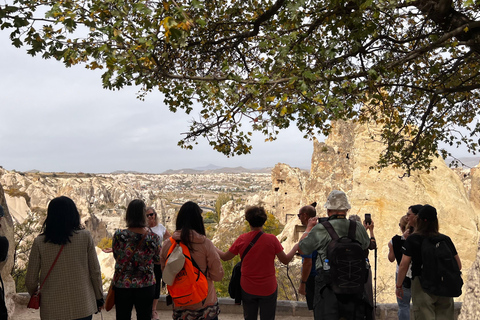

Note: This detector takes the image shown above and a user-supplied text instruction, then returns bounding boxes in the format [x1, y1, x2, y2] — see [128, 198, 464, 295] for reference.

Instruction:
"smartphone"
[364, 213, 372, 225]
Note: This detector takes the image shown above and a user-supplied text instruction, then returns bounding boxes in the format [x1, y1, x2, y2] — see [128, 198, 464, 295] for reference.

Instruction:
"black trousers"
[114, 285, 155, 320]
[313, 271, 367, 320]
[241, 288, 277, 320]
[305, 273, 316, 310]
[153, 264, 162, 299]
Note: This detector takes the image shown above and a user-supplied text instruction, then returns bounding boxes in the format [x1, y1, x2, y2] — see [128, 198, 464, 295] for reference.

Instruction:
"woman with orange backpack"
[160, 201, 224, 320]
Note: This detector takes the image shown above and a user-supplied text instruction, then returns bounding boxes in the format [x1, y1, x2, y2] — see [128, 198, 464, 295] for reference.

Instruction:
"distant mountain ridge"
[9, 156, 479, 175]
[161, 165, 274, 174]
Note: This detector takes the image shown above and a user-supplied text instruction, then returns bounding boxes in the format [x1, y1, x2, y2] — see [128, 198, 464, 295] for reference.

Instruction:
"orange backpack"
[165, 237, 209, 306]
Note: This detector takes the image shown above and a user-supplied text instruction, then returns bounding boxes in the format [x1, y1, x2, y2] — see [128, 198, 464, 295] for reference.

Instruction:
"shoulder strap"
[348, 220, 357, 239]
[38, 244, 64, 292]
[321, 221, 339, 240]
[241, 231, 263, 260]
[173, 239, 206, 277]
[166, 237, 177, 258]
[322, 220, 357, 240]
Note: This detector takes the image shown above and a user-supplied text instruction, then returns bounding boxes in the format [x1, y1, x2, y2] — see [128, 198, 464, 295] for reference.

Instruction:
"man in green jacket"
[299, 190, 370, 320]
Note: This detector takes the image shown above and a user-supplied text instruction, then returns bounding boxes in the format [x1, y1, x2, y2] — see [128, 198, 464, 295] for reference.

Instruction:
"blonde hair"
[399, 215, 408, 232]
[146, 206, 158, 224]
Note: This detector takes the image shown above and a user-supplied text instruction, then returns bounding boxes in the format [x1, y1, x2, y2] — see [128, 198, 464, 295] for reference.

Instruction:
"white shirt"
[151, 224, 167, 240]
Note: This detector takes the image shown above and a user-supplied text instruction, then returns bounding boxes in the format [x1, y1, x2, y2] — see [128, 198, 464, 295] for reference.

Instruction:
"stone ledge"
[16, 293, 463, 319]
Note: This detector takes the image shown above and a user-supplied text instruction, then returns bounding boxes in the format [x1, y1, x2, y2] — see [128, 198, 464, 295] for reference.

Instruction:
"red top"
[229, 230, 283, 296]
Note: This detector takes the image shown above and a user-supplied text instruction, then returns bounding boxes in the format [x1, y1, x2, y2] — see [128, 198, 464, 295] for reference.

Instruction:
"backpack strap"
[322, 220, 357, 240]
[166, 237, 177, 259]
[241, 231, 263, 260]
[321, 221, 339, 240]
[347, 220, 357, 240]
[170, 239, 207, 279]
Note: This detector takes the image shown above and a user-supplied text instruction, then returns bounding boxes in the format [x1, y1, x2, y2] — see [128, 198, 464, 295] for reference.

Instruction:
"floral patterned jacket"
[112, 229, 161, 288]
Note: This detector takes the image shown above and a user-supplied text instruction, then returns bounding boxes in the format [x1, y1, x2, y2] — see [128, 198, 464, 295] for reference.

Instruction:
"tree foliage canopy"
[2, 0, 480, 172]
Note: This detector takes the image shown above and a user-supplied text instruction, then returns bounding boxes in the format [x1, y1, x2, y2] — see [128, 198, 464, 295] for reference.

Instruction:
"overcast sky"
[0, 35, 316, 173]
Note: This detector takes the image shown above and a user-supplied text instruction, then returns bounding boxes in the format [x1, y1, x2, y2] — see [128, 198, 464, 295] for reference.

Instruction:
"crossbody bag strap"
[38, 244, 64, 292]
[113, 231, 148, 282]
[241, 231, 263, 260]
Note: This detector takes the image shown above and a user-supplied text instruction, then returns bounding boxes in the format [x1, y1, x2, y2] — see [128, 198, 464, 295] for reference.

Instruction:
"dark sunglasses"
[147, 213, 155, 217]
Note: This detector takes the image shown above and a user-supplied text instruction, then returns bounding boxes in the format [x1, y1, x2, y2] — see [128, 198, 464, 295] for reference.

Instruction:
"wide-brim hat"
[324, 190, 351, 210]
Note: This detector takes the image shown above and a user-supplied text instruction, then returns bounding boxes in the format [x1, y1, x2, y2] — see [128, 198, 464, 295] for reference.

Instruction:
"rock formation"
[0, 169, 180, 240]
[0, 184, 18, 317]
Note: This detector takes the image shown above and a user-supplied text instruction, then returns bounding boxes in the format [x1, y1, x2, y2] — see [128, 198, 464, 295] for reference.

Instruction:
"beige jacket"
[26, 230, 103, 319]
[160, 230, 224, 310]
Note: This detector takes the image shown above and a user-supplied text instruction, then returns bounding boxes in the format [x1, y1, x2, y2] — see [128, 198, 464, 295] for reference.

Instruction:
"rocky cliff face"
[0, 183, 18, 317]
[458, 240, 480, 320]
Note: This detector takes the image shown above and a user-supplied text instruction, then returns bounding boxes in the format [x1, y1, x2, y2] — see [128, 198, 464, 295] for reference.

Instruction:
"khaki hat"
[162, 243, 185, 286]
[324, 190, 351, 210]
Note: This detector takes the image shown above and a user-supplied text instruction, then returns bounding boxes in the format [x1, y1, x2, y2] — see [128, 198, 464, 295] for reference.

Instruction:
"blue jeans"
[396, 274, 411, 320]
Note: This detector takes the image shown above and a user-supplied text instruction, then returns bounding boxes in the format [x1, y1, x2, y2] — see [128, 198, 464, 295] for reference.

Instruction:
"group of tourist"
[22, 190, 462, 320]
[23, 196, 298, 320]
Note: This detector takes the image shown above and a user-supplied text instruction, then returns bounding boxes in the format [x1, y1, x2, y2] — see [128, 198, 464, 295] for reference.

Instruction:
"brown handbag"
[105, 231, 148, 312]
[104, 283, 115, 311]
[27, 245, 64, 309]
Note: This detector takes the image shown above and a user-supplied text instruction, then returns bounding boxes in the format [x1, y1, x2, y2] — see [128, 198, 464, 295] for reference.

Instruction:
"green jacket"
[299, 215, 370, 271]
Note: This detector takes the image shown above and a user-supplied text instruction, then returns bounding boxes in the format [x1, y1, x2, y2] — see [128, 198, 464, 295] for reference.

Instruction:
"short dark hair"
[245, 206, 267, 228]
[42, 196, 82, 245]
[176, 201, 206, 250]
[300, 205, 316, 218]
[409, 204, 422, 215]
[125, 199, 147, 228]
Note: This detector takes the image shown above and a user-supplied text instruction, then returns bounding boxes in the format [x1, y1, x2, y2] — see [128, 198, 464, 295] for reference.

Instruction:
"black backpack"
[420, 235, 463, 297]
[322, 220, 367, 295]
